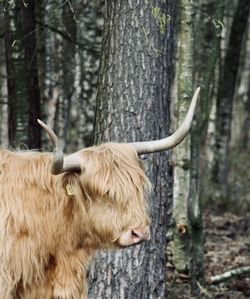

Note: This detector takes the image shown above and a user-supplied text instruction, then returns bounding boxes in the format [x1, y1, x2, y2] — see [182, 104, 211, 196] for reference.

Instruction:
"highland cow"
[0, 89, 200, 299]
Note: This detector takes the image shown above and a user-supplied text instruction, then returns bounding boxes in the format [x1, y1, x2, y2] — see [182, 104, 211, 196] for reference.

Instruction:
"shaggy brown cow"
[0, 89, 200, 299]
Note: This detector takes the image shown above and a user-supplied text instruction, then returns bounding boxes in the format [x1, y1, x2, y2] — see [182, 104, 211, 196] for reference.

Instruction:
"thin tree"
[170, 0, 194, 279]
[170, 0, 225, 295]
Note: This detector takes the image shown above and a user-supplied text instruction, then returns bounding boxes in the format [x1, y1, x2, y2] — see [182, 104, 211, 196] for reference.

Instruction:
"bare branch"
[209, 266, 250, 284]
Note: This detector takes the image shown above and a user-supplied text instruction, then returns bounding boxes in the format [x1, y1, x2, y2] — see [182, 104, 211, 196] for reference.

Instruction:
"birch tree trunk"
[170, 0, 225, 293]
[170, 0, 194, 276]
[88, 1, 177, 298]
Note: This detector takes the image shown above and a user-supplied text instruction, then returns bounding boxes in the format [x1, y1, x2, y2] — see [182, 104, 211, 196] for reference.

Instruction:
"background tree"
[170, 0, 195, 282]
[169, 0, 224, 294]
[88, 1, 177, 297]
[190, 0, 224, 287]
[4, 1, 27, 147]
[212, 0, 250, 197]
[22, 0, 42, 148]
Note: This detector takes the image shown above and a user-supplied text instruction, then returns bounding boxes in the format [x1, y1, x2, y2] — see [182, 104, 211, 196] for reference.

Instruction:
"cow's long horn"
[37, 119, 81, 175]
[130, 87, 200, 155]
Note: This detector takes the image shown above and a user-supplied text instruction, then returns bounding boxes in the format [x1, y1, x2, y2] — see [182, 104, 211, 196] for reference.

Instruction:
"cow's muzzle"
[118, 226, 150, 247]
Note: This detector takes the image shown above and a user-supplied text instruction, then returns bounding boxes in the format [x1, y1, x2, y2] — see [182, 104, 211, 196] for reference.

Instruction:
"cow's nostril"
[118, 226, 150, 246]
[131, 228, 149, 240]
[132, 230, 143, 239]
[132, 230, 138, 237]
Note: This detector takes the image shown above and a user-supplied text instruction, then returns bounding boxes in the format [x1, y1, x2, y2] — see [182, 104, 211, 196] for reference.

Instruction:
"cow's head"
[38, 88, 200, 248]
[76, 143, 151, 248]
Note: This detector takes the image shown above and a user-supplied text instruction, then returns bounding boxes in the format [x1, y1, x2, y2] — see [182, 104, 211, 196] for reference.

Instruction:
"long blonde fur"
[0, 143, 151, 299]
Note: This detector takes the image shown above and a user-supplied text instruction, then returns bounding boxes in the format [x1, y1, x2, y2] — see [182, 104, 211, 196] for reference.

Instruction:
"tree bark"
[88, 1, 177, 298]
[212, 0, 250, 196]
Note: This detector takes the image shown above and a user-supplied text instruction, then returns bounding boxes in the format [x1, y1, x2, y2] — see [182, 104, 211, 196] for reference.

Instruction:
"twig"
[209, 266, 250, 284]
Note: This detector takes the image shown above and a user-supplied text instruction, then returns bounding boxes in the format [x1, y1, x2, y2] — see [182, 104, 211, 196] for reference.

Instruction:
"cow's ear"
[61, 172, 78, 197]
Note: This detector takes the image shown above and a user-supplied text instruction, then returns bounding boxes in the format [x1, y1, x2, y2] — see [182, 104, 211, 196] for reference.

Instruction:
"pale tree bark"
[170, 0, 194, 277]
[170, 0, 225, 294]
[212, 0, 250, 196]
[209, 266, 250, 285]
[88, 1, 177, 298]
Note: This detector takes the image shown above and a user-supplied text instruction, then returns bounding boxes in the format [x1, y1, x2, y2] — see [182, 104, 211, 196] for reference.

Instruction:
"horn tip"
[37, 119, 43, 126]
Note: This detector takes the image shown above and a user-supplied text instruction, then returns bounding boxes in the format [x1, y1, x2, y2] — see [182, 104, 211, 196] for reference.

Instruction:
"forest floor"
[167, 210, 250, 299]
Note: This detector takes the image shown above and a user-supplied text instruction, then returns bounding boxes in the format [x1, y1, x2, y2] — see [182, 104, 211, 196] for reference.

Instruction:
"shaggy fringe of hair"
[0, 143, 151, 299]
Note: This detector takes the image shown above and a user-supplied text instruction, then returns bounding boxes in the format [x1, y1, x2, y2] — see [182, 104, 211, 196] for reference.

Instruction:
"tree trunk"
[170, 0, 194, 276]
[22, 0, 41, 149]
[190, 0, 224, 289]
[170, 0, 225, 294]
[212, 0, 250, 196]
[88, 1, 177, 298]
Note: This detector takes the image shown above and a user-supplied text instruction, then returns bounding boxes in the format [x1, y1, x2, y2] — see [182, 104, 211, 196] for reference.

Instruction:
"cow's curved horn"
[37, 119, 81, 175]
[130, 87, 200, 155]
